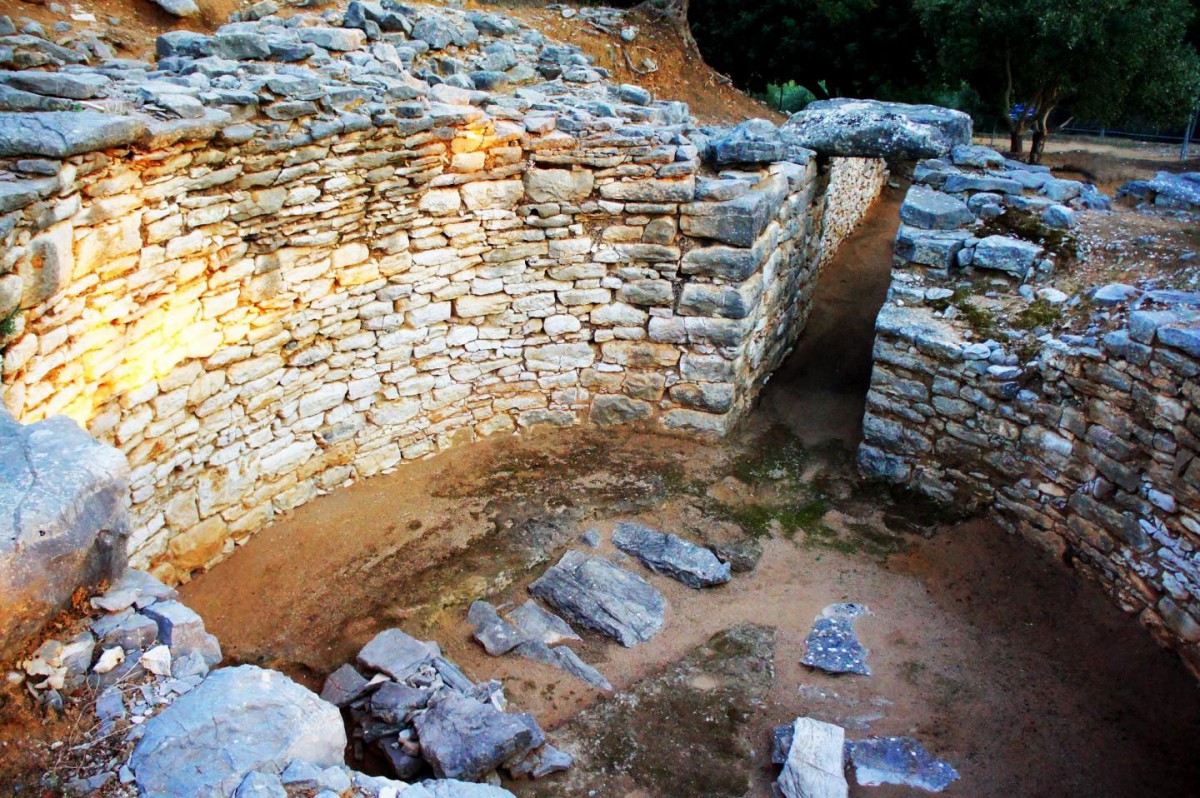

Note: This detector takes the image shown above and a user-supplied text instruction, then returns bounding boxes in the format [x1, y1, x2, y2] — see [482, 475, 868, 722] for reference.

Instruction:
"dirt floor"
[178, 190, 1200, 798]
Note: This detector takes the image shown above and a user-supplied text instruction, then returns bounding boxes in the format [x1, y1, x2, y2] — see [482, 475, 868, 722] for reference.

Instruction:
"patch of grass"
[1011, 298, 1061, 331]
[727, 424, 810, 486]
[957, 301, 998, 339]
[658, 462, 709, 498]
[0, 310, 19, 341]
[714, 497, 829, 540]
[981, 208, 1077, 263]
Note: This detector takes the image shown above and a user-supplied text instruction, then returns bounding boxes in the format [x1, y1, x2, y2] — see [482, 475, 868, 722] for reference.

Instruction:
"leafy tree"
[915, 0, 1200, 162]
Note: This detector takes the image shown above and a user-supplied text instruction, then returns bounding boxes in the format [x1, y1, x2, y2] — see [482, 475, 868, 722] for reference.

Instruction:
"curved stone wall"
[0, 26, 884, 580]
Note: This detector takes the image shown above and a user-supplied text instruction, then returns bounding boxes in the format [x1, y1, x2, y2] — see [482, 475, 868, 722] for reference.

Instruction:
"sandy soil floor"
[181, 192, 1200, 798]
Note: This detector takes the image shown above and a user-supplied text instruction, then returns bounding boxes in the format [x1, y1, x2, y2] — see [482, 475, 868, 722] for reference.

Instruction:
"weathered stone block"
[0, 409, 130, 657]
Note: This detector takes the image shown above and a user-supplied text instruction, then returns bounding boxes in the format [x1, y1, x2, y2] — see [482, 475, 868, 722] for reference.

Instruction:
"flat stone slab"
[801, 603, 871, 676]
[899, 185, 974, 230]
[512, 640, 612, 691]
[777, 717, 848, 798]
[507, 600, 580, 645]
[357, 628, 441, 680]
[0, 408, 130, 657]
[781, 99, 971, 159]
[847, 736, 960, 792]
[130, 665, 346, 798]
[972, 235, 1042, 279]
[0, 111, 146, 158]
[528, 550, 665, 647]
[612, 522, 731, 588]
[413, 692, 541, 782]
[467, 600, 523, 656]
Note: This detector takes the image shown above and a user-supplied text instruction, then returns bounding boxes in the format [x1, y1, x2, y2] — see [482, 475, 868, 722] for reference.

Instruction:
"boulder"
[711, 118, 794, 166]
[130, 665, 346, 798]
[800, 603, 871, 676]
[971, 235, 1041, 279]
[893, 226, 972, 269]
[611, 522, 731, 588]
[781, 99, 971, 159]
[898, 185, 973, 230]
[420, 780, 518, 798]
[413, 692, 541, 781]
[0, 409, 130, 658]
[528, 551, 665, 647]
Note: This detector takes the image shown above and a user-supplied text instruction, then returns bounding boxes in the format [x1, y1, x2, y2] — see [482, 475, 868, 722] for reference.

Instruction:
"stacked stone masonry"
[860, 149, 1200, 674]
[0, 4, 886, 581]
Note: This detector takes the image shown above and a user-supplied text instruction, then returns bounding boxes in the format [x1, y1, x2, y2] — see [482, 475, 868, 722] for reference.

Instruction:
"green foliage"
[756, 81, 819, 114]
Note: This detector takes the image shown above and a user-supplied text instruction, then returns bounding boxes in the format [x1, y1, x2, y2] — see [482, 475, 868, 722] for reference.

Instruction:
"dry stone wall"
[0, 5, 885, 582]
[859, 146, 1200, 675]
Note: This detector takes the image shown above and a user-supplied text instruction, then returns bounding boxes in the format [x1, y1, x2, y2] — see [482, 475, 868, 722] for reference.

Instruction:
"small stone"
[356, 628, 440, 680]
[140, 645, 172, 677]
[320, 663, 370, 707]
[507, 600, 580, 646]
[93, 647, 124, 674]
[801, 603, 871, 676]
[413, 692, 540, 781]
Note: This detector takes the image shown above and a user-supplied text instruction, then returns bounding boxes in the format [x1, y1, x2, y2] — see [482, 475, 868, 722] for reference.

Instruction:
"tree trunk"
[1009, 130, 1025, 155]
[1028, 130, 1045, 164]
[641, 0, 698, 55]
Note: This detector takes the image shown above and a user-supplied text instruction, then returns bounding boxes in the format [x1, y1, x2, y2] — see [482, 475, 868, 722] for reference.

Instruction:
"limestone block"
[20, 221, 73, 307]
[590, 395, 653, 426]
[525, 343, 595, 372]
[461, 179, 524, 210]
[600, 176, 695, 203]
[523, 168, 595, 203]
[677, 275, 763, 320]
[601, 341, 680, 368]
[419, 189, 462, 216]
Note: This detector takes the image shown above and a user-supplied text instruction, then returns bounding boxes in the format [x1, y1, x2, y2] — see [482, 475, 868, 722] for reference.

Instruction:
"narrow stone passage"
[180, 186, 1200, 797]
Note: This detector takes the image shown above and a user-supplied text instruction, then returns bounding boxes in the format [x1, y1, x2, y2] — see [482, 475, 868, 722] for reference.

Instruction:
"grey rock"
[213, 31, 272, 60]
[1092, 283, 1140, 307]
[297, 27, 365, 51]
[1041, 204, 1076, 229]
[151, 0, 200, 17]
[369, 681, 430, 723]
[971, 235, 1041, 279]
[130, 665, 346, 798]
[616, 83, 651, 106]
[0, 111, 144, 158]
[899, 185, 973, 230]
[320, 662, 370, 707]
[235, 771, 287, 798]
[528, 550, 665, 647]
[847, 736, 960, 792]
[507, 600, 580, 645]
[356, 628, 440, 680]
[92, 610, 158, 650]
[420, 780, 518, 798]
[781, 98, 971, 159]
[1156, 324, 1200, 357]
[103, 568, 177, 608]
[1041, 178, 1082, 203]
[801, 603, 871, 676]
[0, 408, 130, 658]
[470, 70, 509, 91]
[3, 71, 110, 99]
[950, 144, 1003, 168]
[95, 685, 125, 721]
[413, 17, 455, 49]
[893, 226, 973, 269]
[771, 723, 793, 765]
[612, 522, 731, 588]
[413, 691, 540, 781]
[1118, 172, 1200, 210]
[941, 174, 1023, 195]
[507, 743, 573, 779]
[681, 177, 787, 247]
[141, 600, 221, 666]
[712, 118, 785, 166]
[581, 529, 602, 548]
[468, 600, 523, 656]
[513, 640, 612, 691]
